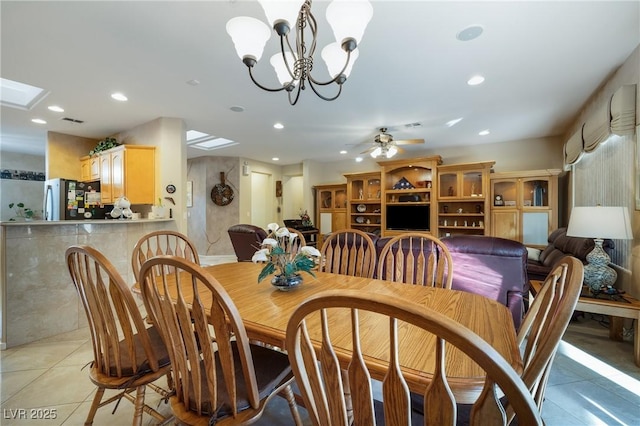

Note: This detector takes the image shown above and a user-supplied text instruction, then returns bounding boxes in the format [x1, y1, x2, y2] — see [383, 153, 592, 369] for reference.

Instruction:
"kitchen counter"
[0, 219, 177, 349]
[0, 218, 173, 226]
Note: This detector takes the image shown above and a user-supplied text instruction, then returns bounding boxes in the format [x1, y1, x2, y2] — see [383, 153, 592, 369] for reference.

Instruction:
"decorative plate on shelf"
[355, 216, 365, 224]
[356, 204, 366, 212]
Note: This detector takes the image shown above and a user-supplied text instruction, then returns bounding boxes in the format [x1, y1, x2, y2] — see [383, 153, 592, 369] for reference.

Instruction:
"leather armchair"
[441, 235, 529, 329]
[227, 224, 268, 262]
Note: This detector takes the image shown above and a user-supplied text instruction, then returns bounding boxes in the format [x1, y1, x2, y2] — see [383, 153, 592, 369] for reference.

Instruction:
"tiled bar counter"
[0, 219, 176, 349]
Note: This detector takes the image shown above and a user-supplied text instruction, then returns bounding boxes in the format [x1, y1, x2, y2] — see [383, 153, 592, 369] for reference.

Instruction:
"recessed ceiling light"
[456, 25, 484, 42]
[186, 79, 200, 86]
[355, 157, 363, 163]
[467, 75, 485, 86]
[272, 157, 280, 161]
[446, 118, 463, 127]
[340, 150, 347, 154]
[479, 129, 490, 136]
[230, 105, 245, 112]
[111, 92, 128, 101]
[273, 123, 284, 129]
[31, 118, 47, 124]
[48, 105, 64, 112]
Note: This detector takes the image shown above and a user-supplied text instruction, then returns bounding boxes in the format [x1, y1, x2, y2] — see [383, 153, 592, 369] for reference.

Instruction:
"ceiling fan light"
[226, 16, 271, 61]
[321, 43, 359, 78]
[386, 145, 398, 158]
[258, 0, 305, 31]
[326, 0, 373, 46]
[370, 147, 382, 158]
[270, 52, 297, 86]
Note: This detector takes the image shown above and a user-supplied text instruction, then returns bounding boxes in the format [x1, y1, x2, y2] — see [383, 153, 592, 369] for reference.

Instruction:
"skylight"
[0, 78, 49, 110]
[186, 130, 238, 151]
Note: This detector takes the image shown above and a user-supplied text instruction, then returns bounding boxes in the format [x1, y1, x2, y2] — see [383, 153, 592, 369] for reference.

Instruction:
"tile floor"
[1, 313, 638, 425]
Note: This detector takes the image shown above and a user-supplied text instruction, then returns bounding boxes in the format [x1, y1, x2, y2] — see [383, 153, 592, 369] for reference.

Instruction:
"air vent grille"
[61, 117, 84, 123]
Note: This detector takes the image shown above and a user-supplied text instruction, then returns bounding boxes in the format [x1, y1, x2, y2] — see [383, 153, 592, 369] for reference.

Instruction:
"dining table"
[148, 261, 522, 404]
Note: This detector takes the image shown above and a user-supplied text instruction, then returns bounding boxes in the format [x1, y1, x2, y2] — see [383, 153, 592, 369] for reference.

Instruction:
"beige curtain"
[610, 84, 636, 136]
[564, 125, 584, 166]
[582, 99, 611, 152]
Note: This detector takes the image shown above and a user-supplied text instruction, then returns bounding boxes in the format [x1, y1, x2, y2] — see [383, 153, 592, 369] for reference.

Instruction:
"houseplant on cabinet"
[89, 137, 120, 157]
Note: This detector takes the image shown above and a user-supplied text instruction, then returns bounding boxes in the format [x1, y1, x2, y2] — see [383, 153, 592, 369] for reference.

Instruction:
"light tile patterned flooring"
[1, 314, 638, 425]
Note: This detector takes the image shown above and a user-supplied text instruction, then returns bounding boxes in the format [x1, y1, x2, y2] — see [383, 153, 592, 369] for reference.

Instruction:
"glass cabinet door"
[492, 180, 517, 207]
[522, 178, 549, 207]
[334, 188, 347, 209]
[462, 171, 483, 197]
[439, 172, 458, 198]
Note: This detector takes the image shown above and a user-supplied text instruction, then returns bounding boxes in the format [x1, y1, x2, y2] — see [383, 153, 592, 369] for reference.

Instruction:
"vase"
[271, 274, 303, 291]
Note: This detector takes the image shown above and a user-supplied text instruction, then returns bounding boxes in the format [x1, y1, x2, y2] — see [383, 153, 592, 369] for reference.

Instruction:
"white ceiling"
[1, 1, 639, 165]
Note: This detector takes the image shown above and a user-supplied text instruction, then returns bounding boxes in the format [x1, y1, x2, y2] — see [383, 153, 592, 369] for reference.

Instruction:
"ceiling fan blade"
[395, 138, 425, 145]
[360, 145, 376, 154]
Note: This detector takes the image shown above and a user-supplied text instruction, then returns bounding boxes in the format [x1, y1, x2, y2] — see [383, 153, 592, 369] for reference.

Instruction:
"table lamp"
[566, 206, 633, 293]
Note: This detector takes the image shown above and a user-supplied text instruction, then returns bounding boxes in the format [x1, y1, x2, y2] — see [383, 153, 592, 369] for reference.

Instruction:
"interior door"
[251, 172, 272, 229]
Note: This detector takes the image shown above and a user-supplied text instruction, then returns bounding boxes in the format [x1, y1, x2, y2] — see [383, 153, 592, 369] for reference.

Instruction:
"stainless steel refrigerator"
[43, 178, 102, 220]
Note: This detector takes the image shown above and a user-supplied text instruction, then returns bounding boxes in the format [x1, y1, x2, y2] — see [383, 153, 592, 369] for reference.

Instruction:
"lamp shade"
[321, 43, 359, 78]
[270, 52, 297, 85]
[326, 0, 373, 45]
[567, 206, 633, 240]
[226, 16, 271, 61]
[258, 0, 305, 30]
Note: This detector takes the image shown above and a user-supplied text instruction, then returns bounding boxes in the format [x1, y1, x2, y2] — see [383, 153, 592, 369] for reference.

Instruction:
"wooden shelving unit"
[344, 171, 382, 235]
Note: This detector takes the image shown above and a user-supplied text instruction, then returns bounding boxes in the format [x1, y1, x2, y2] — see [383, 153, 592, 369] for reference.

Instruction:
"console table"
[530, 280, 640, 367]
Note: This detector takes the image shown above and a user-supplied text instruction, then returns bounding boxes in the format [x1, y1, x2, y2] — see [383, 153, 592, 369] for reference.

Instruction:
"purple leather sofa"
[374, 234, 528, 329]
[227, 224, 268, 262]
[441, 235, 528, 329]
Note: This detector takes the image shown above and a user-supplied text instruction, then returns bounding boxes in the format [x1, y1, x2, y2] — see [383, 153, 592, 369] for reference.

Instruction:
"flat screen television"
[386, 204, 430, 231]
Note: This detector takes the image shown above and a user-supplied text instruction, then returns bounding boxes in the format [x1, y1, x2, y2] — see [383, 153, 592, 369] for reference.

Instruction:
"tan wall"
[46, 132, 97, 180]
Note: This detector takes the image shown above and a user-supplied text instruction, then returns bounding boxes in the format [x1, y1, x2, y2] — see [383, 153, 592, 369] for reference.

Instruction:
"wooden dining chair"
[320, 229, 377, 278]
[131, 230, 199, 282]
[285, 289, 542, 426]
[377, 232, 454, 288]
[507, 255, 584, 421]
[138, 255, 303, 426]
[65, 245, 173, 426]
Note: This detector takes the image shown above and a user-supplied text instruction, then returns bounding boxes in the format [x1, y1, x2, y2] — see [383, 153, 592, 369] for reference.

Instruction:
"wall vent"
[61, 117, 84, 123]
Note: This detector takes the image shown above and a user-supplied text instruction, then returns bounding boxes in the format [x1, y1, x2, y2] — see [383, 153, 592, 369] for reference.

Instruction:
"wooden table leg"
[609, 316, 624, 341]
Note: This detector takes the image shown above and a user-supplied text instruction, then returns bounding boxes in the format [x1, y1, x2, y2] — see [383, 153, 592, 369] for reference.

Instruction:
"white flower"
[267, 223, 280, 233]
[262, 238, 278, 247]
[275, 227, 290, 238]
[252, 248, 270, 263]
[288, 233, 298, 241]
[300, 246, 321, 257]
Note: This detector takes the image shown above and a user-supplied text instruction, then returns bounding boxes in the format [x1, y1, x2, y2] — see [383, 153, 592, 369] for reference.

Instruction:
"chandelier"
[226, 0, 373, 105]
[370, 144, 398, 159]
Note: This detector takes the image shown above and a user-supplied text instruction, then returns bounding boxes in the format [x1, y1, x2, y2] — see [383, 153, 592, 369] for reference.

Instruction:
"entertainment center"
[316, 157, 559, 244]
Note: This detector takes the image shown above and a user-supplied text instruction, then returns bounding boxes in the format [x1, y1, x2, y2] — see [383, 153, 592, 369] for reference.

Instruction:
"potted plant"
[8, 202, 35, 221]
[89, 137, 120, 157]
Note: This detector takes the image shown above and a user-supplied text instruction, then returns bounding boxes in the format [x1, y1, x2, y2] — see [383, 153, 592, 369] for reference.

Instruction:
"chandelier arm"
[304, 4, 318, 63]
[280, 34, 298, 82]
[307, 78, 342, 102]
[287, 81, 304, 105]
[247, 66, 287, 93]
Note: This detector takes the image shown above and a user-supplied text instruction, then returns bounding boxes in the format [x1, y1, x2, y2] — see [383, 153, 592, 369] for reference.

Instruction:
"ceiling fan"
[361, 127, 425, 158]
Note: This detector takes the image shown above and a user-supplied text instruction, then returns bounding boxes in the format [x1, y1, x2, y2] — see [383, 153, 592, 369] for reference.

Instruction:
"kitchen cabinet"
[490, 169, 562, 247]
[314, 184, 347, 246]
[377, 156, 442, 236]
[99, 145, 156, 204]
[80, 156, 100, 182]
[436, 161, 494, 238]
[344, 171, 382, 235]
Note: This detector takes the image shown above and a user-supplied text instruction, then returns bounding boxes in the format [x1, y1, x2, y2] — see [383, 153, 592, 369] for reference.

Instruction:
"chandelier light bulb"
[258, 0, 304, 31]
[226, 16, 271, 62]
[326, 0, 373, 45]
[322, 43, 358, 78]
[386, 145, 398, 158]
[270, 52, 297, 85]
[370, 147, 382, 158]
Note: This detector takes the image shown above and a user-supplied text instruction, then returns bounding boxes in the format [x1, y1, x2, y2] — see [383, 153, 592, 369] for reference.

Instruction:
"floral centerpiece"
[252, 223, 321, 288]
[299, 209, 313, 227]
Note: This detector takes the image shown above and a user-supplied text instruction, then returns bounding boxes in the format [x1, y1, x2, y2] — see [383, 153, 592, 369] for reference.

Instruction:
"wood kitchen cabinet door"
[99, 145, 155, 204]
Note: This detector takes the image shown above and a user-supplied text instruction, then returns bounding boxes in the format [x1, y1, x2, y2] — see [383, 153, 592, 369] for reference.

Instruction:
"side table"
[530, 280, 640, 367]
